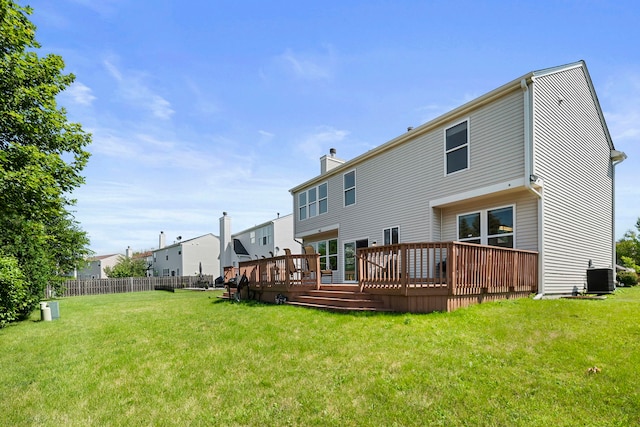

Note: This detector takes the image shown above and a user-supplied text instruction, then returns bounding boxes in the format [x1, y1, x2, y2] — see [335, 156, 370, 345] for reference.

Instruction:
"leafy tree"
[0, 1, 92, 324]
[0, 255, 29, 327]
[104, 256, 149, 278]
[616, 217, 640, 273]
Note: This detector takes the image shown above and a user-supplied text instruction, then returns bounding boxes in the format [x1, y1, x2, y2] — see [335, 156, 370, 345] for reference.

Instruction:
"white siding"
[272, 214, 300, 257]
[182, 234, 219, 277]
[153, 234, 220, 277]
[533, 66, 613, 294]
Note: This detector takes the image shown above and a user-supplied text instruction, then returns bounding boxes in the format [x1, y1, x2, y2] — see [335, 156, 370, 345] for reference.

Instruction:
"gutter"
[521, 78, 545, 298]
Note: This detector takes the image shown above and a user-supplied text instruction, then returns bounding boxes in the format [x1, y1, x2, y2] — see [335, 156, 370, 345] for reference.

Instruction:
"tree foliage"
[0, 1, 92, 324]
[104, 256, 149, 278]
[616, 217, 640, 277]
[0, 255, 29, 327]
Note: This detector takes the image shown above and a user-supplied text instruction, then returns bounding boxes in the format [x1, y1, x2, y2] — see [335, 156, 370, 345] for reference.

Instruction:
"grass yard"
[1, 288, 639, 426]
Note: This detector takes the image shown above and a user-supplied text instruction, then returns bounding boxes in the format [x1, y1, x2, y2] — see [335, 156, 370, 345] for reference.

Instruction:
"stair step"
[292, 295, 384, 308]
[319, 284, 360, 292]
[306, 290, 370, 298]
[285, 301, 392, 312]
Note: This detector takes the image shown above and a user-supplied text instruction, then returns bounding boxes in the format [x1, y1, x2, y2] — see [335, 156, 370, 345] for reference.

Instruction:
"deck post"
[402, 243, 408, 296]
[314, 255, 321, 290]
[448, 242, 456, 296]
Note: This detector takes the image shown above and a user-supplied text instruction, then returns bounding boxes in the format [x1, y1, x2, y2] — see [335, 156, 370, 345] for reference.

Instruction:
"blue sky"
[25, 0, 640, 255]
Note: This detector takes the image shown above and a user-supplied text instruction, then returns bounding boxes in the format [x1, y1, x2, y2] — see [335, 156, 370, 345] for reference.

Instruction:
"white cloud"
[150, 95, 175, 120]
[63, 81, 96, 106]
[102, 57, 175, 120]
[275, 46, 336, 81]
[296, 126, 349, 161]
[259, 130, 274, 139]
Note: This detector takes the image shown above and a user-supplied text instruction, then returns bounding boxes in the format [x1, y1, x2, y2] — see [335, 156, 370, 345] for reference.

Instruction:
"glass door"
[343, 239, 369, 282]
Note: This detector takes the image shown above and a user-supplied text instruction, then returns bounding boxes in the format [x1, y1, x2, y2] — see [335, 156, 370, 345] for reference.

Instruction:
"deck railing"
[238, 253, 320, 291]
[358, 242, 538, 295]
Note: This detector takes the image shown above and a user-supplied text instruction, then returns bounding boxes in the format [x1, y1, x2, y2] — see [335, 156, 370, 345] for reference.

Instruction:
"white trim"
[295, 223, 340, 239]
[429, 178, 526, 208]
[298, 181, 328, 221]
[444, 118, 470, 176]
[456, 204, 516, 247]
[343, 169, 356, 207]
[382, 225, 400, 246]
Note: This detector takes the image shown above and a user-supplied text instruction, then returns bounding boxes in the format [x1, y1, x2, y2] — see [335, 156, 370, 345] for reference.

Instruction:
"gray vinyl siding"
[294, 88, 528, 282]
[533, 66, 613, 294]
[440, 190, 538, 251]
[432, 89, 525, 199]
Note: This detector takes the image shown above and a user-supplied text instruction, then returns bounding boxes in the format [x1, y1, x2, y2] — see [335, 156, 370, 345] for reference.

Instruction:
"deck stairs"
[286, 284, 391, 312]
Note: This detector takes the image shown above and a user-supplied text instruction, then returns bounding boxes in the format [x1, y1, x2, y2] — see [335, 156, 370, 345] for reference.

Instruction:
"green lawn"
[1, 288, 639, 426]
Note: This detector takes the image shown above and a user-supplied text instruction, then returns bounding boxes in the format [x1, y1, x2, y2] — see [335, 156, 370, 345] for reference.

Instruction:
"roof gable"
[290, 60, 613, 193]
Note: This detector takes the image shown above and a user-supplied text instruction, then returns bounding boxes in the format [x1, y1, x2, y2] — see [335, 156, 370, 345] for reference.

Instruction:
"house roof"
[152, 233, 218, 253]
[87, 254, 121, 262]
[290, 60, 615, 193]
[233, 239, 250, 255]
[231, 213, 293, 238]
[133, 251, 153, 259]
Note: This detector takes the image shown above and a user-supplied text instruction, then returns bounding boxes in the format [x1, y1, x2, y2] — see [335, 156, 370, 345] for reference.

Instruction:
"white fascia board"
[295, 223, 340, 239]
[429, 178, 526, 208]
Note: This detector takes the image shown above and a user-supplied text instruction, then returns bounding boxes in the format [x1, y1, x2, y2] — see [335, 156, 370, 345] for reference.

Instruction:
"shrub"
[0, 255, 32, 328]
[617, 270, 638, 287]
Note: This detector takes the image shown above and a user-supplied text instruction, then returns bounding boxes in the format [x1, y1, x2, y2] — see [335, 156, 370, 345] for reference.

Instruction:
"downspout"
[521, 78, 545, 298]
[611, 150, 627, 271]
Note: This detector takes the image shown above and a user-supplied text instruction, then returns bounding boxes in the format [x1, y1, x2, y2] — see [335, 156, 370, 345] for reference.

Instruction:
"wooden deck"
[223, 242, 538, 313]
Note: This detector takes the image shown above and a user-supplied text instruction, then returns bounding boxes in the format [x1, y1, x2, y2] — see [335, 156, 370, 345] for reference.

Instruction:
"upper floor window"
[298, 182, 328, 220]
[457, 205, 514, 248]
[445, 120, 469, 175]
[383, 226, 399, 245]
[256, 225, 272, 246]
[344, 170, 356, 206]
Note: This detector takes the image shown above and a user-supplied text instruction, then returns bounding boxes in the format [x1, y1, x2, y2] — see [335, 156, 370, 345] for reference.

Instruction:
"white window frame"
[456, 204, 515, 248]
[298, 182, 328, 221]
[309, 238, 338, 271]
[344, 170, 356, 207]
[383, 226, 400, 246]
[256, 225, 272, 246]
[444, 118, 470, 176]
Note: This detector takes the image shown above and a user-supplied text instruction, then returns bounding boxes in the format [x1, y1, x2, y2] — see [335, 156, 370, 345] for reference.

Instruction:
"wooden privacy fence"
[358, 242, 538, 295]
[48, 275, 216, 297]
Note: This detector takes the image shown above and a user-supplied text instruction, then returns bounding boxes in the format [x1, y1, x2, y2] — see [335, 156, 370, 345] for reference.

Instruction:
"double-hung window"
[298, 182, 328, 220]
[383, 226, 399, 245]
[445, 120, 469, 175]
[344, 170, 356, 206]
[457, 206, 514, 248]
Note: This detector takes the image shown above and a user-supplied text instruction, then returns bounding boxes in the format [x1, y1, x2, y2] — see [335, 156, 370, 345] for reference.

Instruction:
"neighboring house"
[219, 212, 301, 278]
[77, 254, 122, 279]
[289, 60, 626, 296]
[151, 232, 220, 277]
[133, 250, 154, 277]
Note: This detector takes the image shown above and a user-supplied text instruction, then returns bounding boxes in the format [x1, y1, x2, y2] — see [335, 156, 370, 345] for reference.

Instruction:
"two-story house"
[152, 232, 220, 277]
[219, 212, 301, 279]
[76, 253, 122, 279]
[290, 60, 626, 297]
